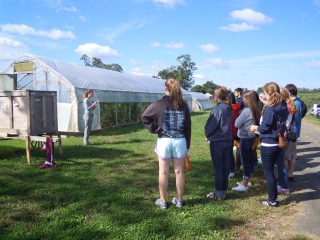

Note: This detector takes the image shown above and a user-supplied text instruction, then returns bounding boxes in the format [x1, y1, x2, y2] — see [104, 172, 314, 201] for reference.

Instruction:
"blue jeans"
[83, 112, 93, 145]
[209, 140, 232, 198]
[239, 137, 256, 179]
[261, 145, 282, 202]
[276, 150, 288, 189]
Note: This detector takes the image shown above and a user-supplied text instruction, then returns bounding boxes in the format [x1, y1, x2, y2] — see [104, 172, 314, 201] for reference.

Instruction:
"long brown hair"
[215, 86, 232, 107]
[242, 90, 261, 124]
[280, 87, 298, 114]
[83, 89, 93, 99]
[165, 78, 184, 109]
[261, 82, 281, 115]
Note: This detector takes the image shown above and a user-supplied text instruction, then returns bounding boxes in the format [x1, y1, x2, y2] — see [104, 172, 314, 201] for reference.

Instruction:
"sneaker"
[237, 181, 252, 187]
[155, 199, 167, 209]
[277, 187, 290, 195]
[259, 199, 278, 207]
[232, 183, 248, 192]
[229, 172, 235, 178]
[172, 197, 183, 208]
[40, 162, 57, 169]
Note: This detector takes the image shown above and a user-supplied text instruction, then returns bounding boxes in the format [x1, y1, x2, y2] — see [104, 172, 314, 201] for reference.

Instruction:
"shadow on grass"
[0, 159, 245, 239]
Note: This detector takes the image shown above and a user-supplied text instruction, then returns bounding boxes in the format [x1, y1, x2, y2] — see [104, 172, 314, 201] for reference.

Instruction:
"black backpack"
[300, 99, 307, 118]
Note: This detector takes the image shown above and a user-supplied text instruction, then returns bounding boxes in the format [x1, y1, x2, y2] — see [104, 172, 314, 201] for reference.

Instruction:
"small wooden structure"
[0, 90, 62, 163]
[0, 90, 58, 135]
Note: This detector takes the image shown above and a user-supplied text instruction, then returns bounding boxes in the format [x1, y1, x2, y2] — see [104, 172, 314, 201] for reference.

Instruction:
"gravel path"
[291, 121, 320, 237]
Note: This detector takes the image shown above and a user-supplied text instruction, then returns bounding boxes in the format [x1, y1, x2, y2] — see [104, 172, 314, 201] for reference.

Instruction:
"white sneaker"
[237, 181, 252, 187]
[232, 183, 248, 192]
[229, 172, 235, 178]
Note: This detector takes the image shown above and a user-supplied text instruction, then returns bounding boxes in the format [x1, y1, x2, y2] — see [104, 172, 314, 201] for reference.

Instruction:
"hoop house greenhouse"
[0, 55, 192, 134]
[188, 91, 213, 111]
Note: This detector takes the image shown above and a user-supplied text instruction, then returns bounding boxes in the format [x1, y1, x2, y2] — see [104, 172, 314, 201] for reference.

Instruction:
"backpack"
[300, 99, 307, 118]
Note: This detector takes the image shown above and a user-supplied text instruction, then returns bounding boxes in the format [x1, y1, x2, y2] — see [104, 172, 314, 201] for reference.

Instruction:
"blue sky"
[0, 0, 319, 90]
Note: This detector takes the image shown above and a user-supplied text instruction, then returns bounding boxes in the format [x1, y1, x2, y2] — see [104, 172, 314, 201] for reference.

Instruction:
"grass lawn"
[0, 111, 309, 240]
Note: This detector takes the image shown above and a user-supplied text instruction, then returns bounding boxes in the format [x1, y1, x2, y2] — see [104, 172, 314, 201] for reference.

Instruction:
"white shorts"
[155, 138, 188, 160]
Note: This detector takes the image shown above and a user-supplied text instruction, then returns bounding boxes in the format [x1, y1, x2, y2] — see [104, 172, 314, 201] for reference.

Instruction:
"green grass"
[0, 111, 312, 240]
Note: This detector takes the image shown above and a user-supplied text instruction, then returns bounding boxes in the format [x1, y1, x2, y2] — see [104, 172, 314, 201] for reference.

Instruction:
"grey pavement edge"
[291, 121, 320, 237]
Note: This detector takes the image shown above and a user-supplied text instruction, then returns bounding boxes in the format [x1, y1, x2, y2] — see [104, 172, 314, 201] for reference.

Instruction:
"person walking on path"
[83, 89, 98, 146]
[250, 82, 289, 207]
[141, 78, 191, 209]
[205, 86, 233, 200]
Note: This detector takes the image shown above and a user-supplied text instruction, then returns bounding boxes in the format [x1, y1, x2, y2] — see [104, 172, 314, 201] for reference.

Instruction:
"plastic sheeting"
[188, 91, 213, 111]
[0, 55, 192, 133]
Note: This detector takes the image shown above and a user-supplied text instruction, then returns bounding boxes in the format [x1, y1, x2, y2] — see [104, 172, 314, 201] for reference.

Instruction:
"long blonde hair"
[261, 82, 281, 115]
[242, 90, 261, 124]
[280, 87, 298, 114]
[83, 89, 93, 99]
[165, 78, 184, 109]
[215, 86, 232, 107]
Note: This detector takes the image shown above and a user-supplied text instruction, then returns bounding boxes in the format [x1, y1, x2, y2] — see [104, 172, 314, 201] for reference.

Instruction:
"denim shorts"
[155, 138, 188, 160]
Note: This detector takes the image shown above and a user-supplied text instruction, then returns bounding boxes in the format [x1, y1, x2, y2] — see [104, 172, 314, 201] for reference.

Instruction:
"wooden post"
[25, 136, 31, 164]
[58, 134, 63, 155]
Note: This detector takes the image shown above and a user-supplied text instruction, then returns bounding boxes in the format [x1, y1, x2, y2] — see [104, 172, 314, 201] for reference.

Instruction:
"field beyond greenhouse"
[1, 109, 319, 239]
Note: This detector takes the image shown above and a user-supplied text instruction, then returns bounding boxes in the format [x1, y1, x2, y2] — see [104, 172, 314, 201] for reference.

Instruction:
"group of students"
[140, 78, 303, 209]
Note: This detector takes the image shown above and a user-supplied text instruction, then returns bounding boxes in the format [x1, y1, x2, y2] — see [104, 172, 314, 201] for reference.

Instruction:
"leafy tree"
[157, 54, 197, 90]
[256, 87, 263, 94]
[191, 85, 205, 93]
[80, 54, 91, 66]
[80, 54, 123, 72]
[202, 81, 218, 95]
[105, 63, 123, 72]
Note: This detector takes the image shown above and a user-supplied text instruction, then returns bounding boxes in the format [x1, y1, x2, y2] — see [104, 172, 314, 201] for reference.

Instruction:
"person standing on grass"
[141, 78, 191, 209]
[232, 90, 261, 192]
[250, 82, 289, 207]
[277, 87, 298, 195]
[234, 87, 244, 109]
[285, 84, 302, 182]
[83, 89, 98, 146]
[205, 86, 233, 200]
[227, 90, 240, 178]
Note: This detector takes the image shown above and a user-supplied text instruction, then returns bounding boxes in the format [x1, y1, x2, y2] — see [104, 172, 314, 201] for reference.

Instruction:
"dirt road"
[291, 121, 320, 237]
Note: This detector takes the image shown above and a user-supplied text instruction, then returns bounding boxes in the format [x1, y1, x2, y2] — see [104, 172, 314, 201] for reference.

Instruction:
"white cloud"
[0, 37, 28, 62]
[153, 0, 186, 8]
[230, 8, 273, 24]
[203, 58, 230, 69]
[75, 43, 119, 59]
[150, 42, 161, 47]
[219, 22, 257, 32]
[100, 20, 149, 42]
[235, 50, 320, 63]
[193, 73, 206, 79]
[130, 67, 153, 77]
[1, 24, 75, 39]
[164, 42, 186, 48]
[151, 60, 166, 71]
[79, 16, 87, 21]
[59, 6, 80, 13]
[129, 59, 138, 64]
[199, 44, 219, 53]
[306, 60, 320, 68]
[0, 37, 25, 47]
